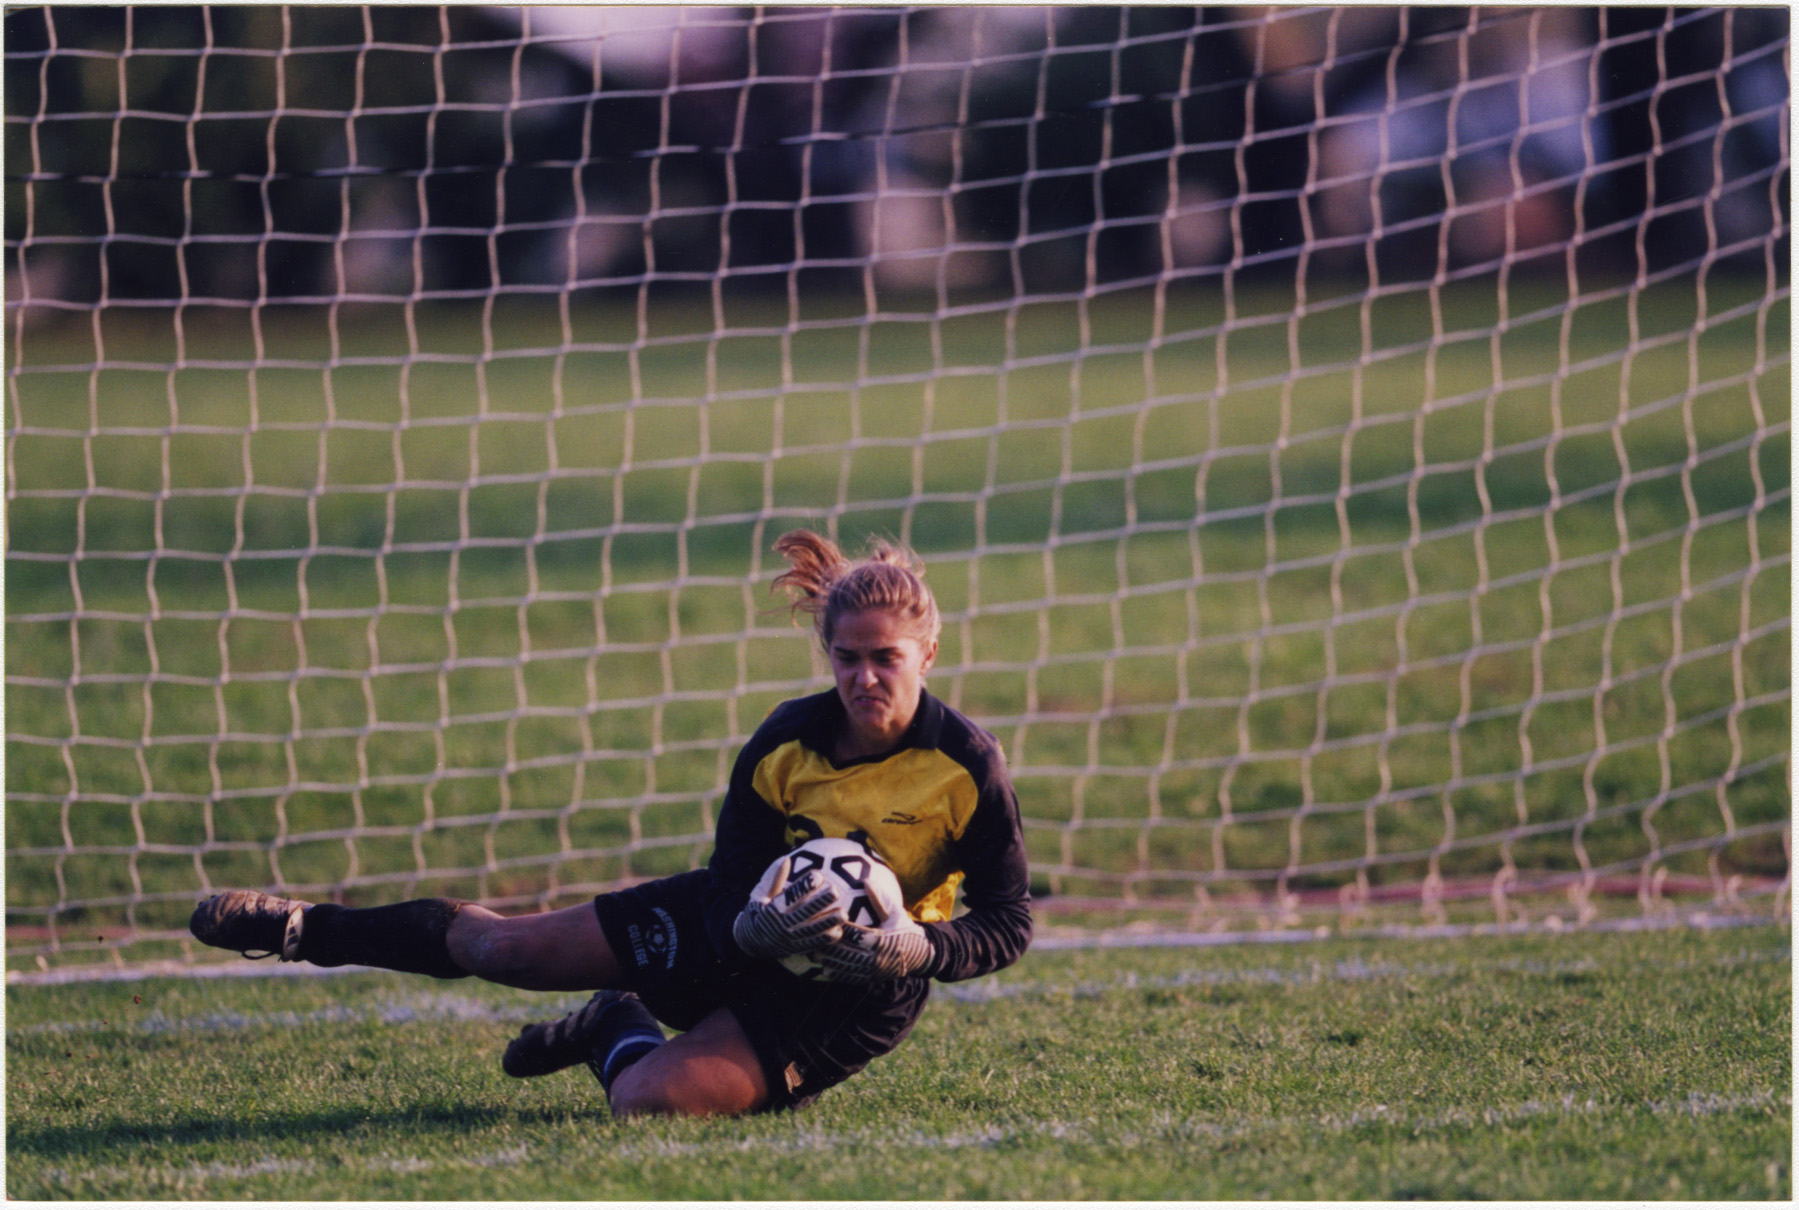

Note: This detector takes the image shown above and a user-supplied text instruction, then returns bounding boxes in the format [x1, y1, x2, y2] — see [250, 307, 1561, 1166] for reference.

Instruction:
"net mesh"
[5, 5, 1789, 974]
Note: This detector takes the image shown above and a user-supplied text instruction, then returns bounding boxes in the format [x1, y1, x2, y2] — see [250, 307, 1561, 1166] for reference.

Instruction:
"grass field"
[5, 923, 1789, 1200]
[6, 277, 1790, 966]
[3, 278, 1790, 1199]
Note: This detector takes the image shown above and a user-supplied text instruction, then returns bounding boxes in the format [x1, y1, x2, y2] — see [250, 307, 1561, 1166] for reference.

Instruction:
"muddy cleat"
[502, 989, 661, 1081]
[189, 890, 310, 961]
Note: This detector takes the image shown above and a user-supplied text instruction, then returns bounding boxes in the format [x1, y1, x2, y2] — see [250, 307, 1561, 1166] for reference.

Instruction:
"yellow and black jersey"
[702, 690, 1032, 983]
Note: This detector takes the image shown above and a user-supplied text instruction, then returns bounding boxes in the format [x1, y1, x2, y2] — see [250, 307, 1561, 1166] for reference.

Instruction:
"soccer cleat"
[503, 989, 658, 1080]
[189, 889, 310, 961]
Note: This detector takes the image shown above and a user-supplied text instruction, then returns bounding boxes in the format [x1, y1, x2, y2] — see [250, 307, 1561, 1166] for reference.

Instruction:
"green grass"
[6, 924, 1789, 1199]
[5, 277, 1791, 964]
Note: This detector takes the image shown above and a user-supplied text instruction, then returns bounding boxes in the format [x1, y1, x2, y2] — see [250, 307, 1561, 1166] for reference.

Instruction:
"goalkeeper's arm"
[702, 737, 807, 968]
[918, 762, 1033, 982]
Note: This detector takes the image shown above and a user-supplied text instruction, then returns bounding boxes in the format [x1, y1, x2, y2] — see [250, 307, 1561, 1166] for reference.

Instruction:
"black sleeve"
[919, 748, 1033, 983]
[701, 731, 792, 970]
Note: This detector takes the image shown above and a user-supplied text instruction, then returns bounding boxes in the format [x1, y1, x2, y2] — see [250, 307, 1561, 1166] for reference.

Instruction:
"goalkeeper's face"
[828, 608, 938, 758]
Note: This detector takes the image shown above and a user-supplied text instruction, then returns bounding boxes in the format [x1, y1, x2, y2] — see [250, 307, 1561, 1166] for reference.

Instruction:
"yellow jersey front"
[750, 737, 981, 922]
[703, 689, 1033, 983]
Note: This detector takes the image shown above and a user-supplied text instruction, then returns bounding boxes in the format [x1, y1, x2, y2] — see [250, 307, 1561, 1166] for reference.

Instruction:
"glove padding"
[811, 895, 933, 984]
[732, 855, 848, 960]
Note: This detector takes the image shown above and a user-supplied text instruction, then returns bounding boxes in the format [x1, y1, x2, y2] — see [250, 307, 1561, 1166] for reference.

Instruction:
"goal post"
[5, 5, 1789, 975]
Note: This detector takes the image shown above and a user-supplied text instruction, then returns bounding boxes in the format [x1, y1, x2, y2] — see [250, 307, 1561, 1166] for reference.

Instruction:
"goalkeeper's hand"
[731, 855, 848, 960]
[812, 897, 933, 984]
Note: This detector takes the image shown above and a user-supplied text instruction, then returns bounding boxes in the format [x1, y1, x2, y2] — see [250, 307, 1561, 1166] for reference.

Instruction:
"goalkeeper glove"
[731, 855, 848, 960]
[812, 895, 933, 984]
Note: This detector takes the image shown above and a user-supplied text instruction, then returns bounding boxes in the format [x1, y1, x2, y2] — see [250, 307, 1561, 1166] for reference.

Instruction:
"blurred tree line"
[4, 5, 1788, 309]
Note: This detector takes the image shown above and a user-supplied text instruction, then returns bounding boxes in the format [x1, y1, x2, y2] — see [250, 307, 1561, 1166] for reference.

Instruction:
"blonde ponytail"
[772, 529, 941, 649]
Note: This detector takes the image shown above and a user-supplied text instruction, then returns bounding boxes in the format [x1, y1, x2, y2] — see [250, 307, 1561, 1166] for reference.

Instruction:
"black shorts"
[591, 868, 930, 1111]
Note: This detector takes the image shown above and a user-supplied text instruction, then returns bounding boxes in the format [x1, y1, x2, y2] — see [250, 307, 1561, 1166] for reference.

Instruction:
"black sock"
[296, 899, 470, 979]
[585, 996, 666, 1092]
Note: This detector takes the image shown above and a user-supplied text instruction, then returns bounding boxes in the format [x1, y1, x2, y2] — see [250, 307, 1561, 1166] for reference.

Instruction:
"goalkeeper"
[190, 530, 1032, 1117]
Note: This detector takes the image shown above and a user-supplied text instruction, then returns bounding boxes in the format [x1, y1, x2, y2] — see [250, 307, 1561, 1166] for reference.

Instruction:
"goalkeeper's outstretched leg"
[189, 888, 625, 989]
[189, 885, 774, 1115]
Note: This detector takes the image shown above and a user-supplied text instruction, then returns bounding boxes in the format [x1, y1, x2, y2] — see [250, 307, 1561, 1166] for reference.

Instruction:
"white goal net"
[6, 5, 1789, 975]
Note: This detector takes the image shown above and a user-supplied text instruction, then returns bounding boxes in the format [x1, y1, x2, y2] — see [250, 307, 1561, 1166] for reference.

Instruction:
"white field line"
[1030, 907, 1790, 950]
[9, 944, 1787, 1039]
[28, 1088, 1791, 1192]
[6, 990, 549, 1038]
[34, 1144, 534, 1190]
[935, 942, 1791, 1004]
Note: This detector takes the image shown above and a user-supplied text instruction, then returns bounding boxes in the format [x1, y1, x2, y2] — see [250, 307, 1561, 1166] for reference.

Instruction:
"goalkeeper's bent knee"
[296, 898, 471, 978]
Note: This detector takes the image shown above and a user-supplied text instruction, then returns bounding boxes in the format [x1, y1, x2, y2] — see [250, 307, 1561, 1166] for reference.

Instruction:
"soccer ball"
[774, 836, 906, 982]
